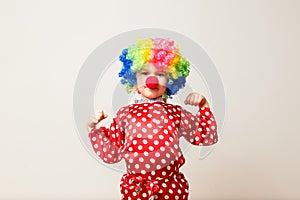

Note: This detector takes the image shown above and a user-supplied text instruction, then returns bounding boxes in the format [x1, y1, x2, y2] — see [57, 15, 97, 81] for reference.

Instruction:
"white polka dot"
[169, 189, 173, 194]
[161, 159, 166, 164]
[142, 128, 147, 133]
[129, 158, 133, 163]
[128, 147, 133, 151]
[142, 193, 147, 197]
[165, 141, 170, 146]
[157, 165, 161, 170]
[144, 151, 149, 156]
[148, 134, 153, 139]
[137, 113, 142, 117]
[133, 140, 137, 145]
[164, 195, 169, 199]
[154, 140, 159, 145]
[195, 136, 200, 141]
[138, 145, 143, 150]
[149, 146, 154, 151]
[211, 125, 216, 130]
[150, 158, 155, 163]
[160, 146, 165, 151]
[162, 183, 167, 188]
[145, 164, 150, 169]
[155, 152, 160, 157]
[147, 123, 152, 128]
[92, 137, 96, 141]
[159, 135, 164, 140]
[153, 129, 158, 134]
[143, 139, 148, 144]
[132, 118, 136, 122]
[164, 129, 168, 134]
[135, 164, 139, 169]
[137, 122, 141, 127]
[198, 127, 202, 132]
[137, 133, 142, 138]
[94, 144, 98, 148]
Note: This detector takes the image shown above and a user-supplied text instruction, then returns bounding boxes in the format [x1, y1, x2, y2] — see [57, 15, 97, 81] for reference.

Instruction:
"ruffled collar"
[134, 96, 166, 104]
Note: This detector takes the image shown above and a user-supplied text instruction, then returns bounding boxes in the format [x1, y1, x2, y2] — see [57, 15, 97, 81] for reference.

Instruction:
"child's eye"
[140, 72, 149, 75]
[157, 73, 166, 77]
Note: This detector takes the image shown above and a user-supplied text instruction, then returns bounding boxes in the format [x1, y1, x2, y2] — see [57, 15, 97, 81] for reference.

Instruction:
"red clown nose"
[145, 76, 159, 89]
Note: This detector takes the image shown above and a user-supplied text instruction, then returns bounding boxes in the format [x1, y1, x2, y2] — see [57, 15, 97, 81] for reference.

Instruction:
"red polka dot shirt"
[89, 101, 218, 200]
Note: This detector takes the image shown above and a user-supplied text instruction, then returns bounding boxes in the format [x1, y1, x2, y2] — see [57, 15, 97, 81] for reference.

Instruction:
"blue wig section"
[119, 49, 137, 87]
[166, 76, 187, 97]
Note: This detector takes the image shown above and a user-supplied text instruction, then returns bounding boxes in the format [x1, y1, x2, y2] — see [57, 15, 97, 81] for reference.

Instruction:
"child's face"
[136, 63, 168, 99]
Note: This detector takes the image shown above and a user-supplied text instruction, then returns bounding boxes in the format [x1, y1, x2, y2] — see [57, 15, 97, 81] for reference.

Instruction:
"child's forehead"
[140, 63, 165, 72]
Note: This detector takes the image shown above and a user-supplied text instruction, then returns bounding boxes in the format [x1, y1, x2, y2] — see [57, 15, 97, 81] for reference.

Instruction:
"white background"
[1, 0, 300, 199]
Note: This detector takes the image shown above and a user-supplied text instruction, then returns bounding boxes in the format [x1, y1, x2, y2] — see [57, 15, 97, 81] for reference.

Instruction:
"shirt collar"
[134, 96, 166, 104]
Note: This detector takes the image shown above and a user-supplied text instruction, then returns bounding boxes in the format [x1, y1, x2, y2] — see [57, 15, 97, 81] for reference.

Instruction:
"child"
[87, 38, 218, 200]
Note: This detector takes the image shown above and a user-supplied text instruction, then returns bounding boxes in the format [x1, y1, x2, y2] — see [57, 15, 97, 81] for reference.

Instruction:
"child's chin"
[143, 92, 160, 99]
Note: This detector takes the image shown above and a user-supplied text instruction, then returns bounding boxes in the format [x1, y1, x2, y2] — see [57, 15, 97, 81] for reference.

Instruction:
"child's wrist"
[198, 97, 209, 108]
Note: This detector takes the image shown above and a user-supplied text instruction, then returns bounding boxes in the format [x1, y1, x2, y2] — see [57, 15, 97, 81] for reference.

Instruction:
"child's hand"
[184, 92, 209, 108]
[87, 110, 108, 132]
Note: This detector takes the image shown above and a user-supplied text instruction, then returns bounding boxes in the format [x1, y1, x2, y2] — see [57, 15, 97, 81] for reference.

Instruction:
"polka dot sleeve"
[179, 106, 218, 146]
[88, 109, 125, 164]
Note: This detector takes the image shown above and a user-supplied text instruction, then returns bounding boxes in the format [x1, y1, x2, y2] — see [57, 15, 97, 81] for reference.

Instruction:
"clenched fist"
[87, 109, 108, 132]
[184, 92, 209, 108]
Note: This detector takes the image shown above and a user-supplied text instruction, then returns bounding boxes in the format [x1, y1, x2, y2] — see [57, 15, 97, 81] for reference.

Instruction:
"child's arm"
[87, 109, 124, 164]
[179, 92, 218, 146]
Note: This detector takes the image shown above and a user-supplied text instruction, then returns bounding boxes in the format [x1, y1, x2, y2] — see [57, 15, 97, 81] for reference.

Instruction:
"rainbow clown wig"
[118, 38, 190, 98]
